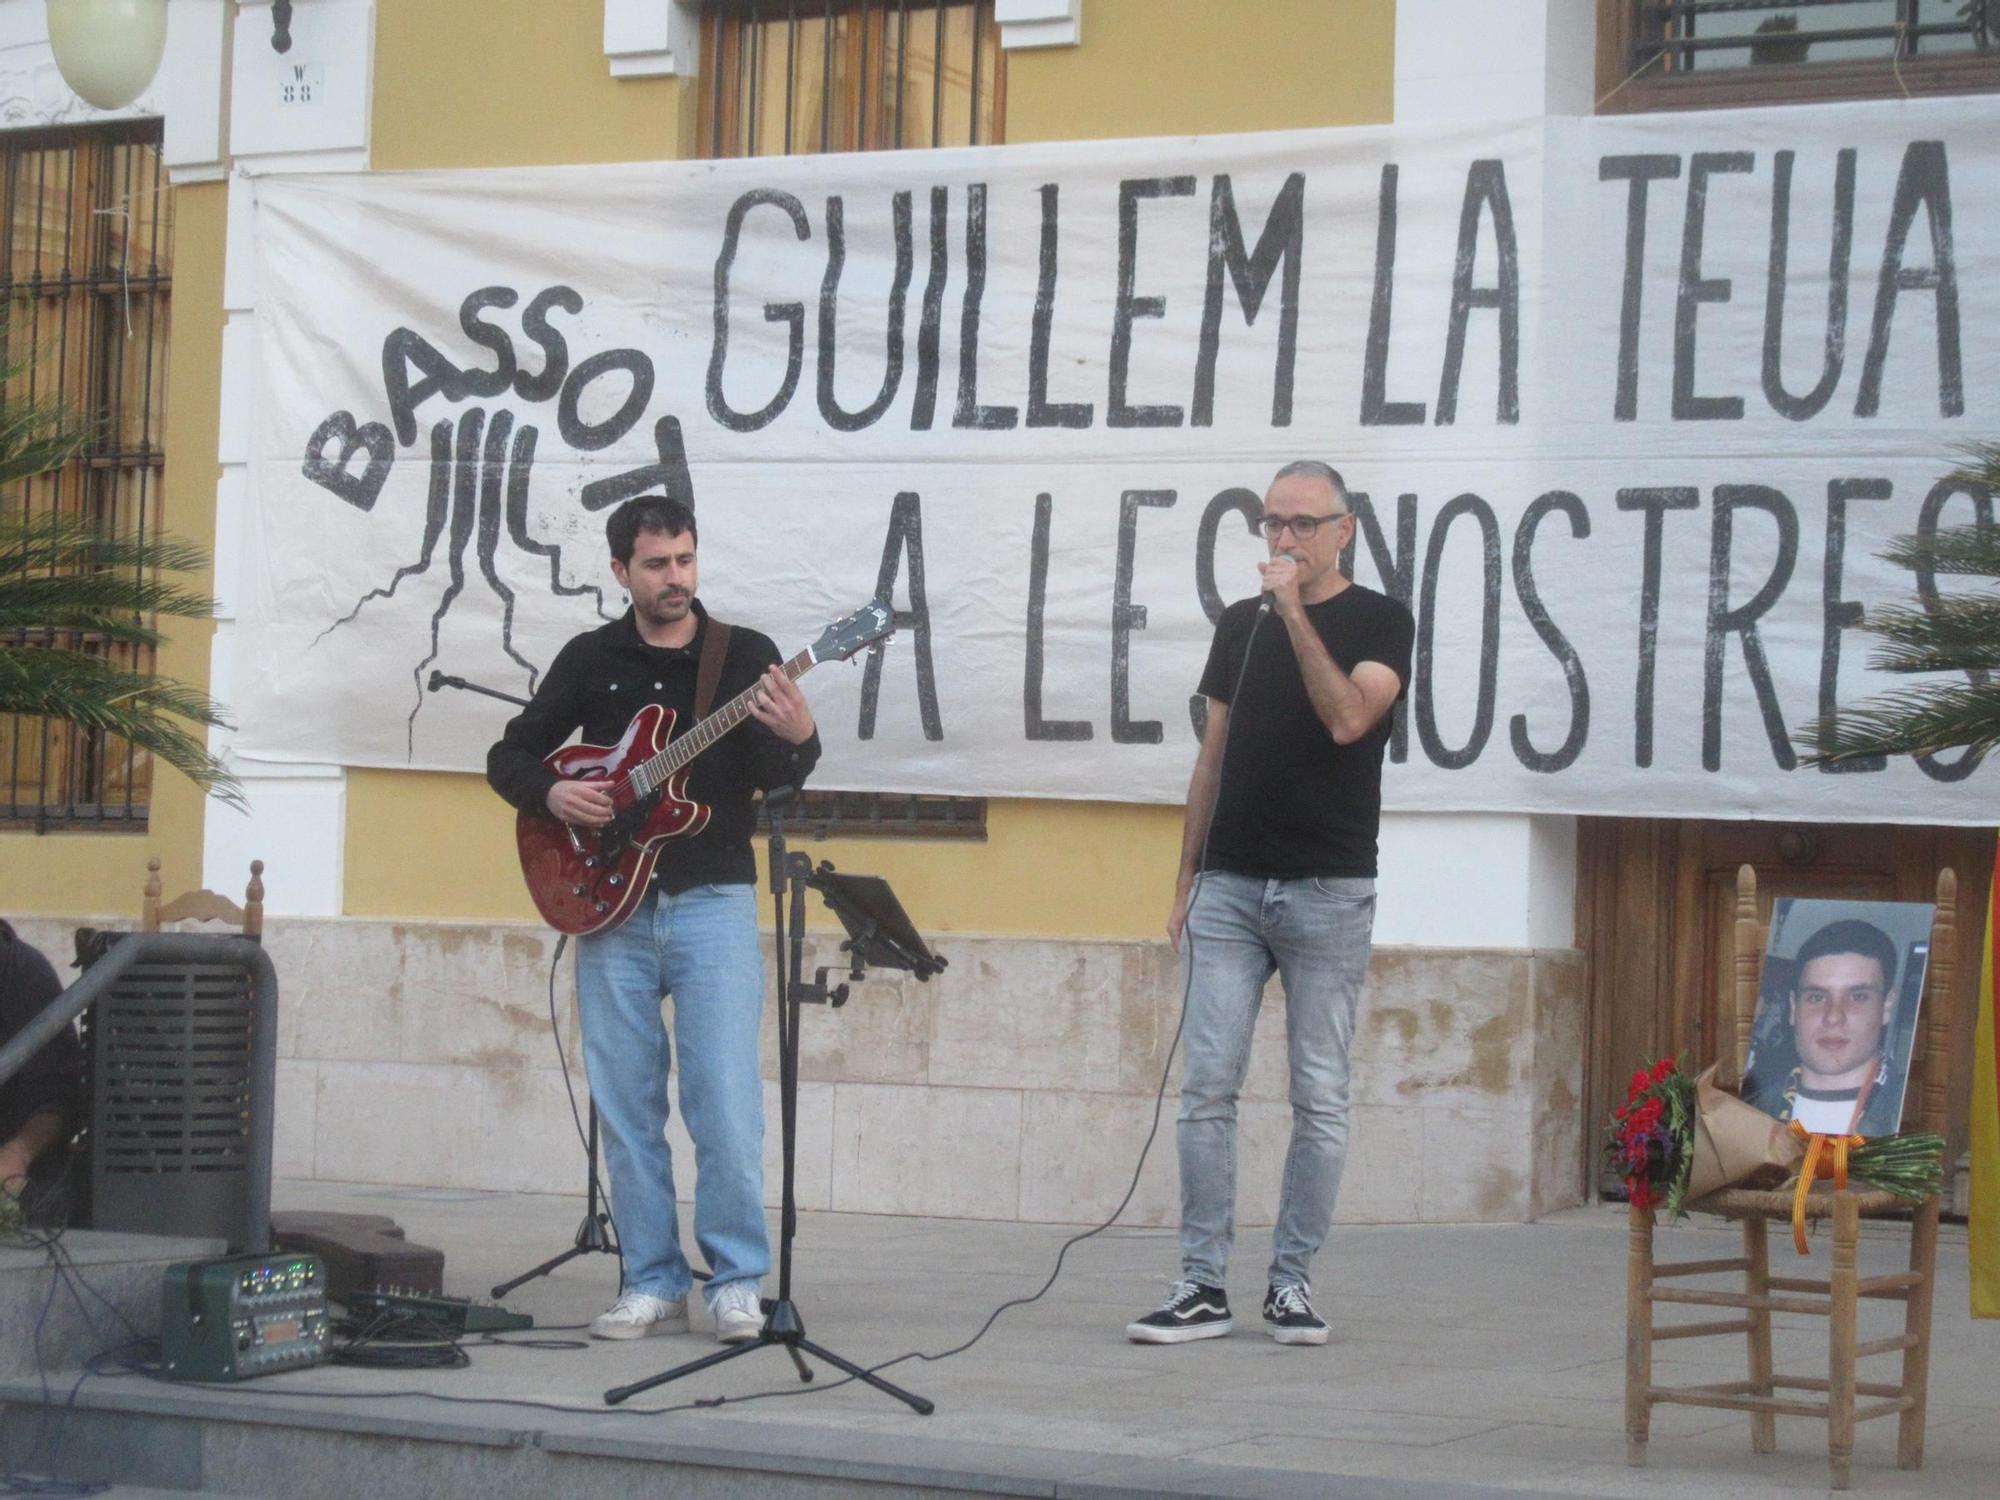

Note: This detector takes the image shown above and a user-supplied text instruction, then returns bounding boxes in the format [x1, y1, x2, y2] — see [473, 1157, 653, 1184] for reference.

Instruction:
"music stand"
[604, 807, 943, 1416]
[799, 865, 947, 996]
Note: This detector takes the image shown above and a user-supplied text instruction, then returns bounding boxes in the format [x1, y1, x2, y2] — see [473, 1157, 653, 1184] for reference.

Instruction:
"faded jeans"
[575, 883, 768, 1306]
[1177, 871, 1375, 1291]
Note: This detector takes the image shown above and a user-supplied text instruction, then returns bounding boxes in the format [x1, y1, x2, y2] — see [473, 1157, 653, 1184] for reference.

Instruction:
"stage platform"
[4, 1180, 1997, 1499]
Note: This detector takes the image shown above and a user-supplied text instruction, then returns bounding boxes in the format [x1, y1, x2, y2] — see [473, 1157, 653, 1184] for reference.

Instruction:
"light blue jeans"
[575, 883, 768, 1305]
[1177, 871, 1375, 1291]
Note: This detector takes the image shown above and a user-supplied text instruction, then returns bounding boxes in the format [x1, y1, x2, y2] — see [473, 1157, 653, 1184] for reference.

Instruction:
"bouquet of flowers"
[1608, 1058, 1696, 1213]
[1811, 1129, 1947, 1202]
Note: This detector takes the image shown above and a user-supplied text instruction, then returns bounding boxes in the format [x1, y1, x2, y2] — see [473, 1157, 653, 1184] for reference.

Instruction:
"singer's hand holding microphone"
[1257, 553, 1303, 618]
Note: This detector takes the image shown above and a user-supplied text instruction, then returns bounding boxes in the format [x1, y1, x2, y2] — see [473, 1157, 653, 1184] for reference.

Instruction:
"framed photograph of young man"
[1740, 898, 1935, 1139]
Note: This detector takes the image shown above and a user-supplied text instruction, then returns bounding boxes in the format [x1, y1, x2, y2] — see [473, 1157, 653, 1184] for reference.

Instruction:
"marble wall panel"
[311, 1061, 488, 1189]
[929, 944, 1122, 1093]
[1116, 940, 1186, 1096]
[473, 1066, 597, 1195]
[1017, 1089, 1180, 1227]
[1530, 950, 1587, 1217]
[282, 920, 567, 1071]
[271, 1057, 318, 1180]
[28, 913, 1593, 1227]
[1355, 950, 1533, 1113]
[1420, 1104, 1534, 1222]
[829, 1082, 1023, 1220]
[1337, 1103, 1427, 1224]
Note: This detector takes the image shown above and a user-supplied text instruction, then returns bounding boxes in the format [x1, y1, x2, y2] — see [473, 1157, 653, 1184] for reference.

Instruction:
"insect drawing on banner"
[297, 284, 693, 752]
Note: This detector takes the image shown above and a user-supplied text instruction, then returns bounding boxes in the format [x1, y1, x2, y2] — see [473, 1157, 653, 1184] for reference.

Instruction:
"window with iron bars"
[702, 1, 994, 840]
[1601, 1, 2000, 111]
[1, 120, 172, 832]
[699, 0, 1003, 157]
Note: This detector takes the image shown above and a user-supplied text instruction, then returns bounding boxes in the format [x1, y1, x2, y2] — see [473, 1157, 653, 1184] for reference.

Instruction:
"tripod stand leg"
[491, 1243, 589, 1301]
[490, 1104, 622, 1299]
[604, 1333, 765, 1404]
[794, 1337, 933, 1415]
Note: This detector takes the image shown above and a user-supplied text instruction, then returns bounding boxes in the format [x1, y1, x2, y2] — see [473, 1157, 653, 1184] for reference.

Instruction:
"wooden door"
[1579, 818, 1994, 1199]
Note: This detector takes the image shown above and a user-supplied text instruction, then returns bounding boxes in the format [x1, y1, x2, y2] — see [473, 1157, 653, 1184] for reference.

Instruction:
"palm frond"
[0, 512, 212, 582]
[1879, 523, 2000, 581]
[0, 572, 215, 641]
[0, 389, 90, 488]
[1, 351, 237, 809]
[1945, 441, 2000, 495]
[1860, 599, 2000, 674]
[1795, 681, 2000, 765]
[1867, 644, 2000, 677]
[0, 647, 242, 808]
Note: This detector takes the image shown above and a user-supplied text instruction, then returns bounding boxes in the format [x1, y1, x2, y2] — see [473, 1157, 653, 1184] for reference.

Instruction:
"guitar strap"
[695, 617, 732, 720]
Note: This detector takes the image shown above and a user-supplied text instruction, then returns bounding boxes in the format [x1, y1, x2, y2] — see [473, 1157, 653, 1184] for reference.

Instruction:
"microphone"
[1257, 594, 1274, 616]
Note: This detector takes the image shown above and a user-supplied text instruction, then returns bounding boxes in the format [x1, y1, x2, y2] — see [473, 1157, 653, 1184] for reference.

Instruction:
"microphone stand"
[422, 670, 627, 1298]
[603, 787, 934, 1415]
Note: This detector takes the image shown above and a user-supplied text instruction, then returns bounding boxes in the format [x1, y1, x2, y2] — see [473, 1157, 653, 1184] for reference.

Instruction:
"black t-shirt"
[1196, 585, 1415, 880]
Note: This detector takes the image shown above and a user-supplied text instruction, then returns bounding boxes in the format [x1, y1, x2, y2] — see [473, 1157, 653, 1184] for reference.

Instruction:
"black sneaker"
[1263, 1281, 1328, 1345]
[1126, 1280, 1232, 1343]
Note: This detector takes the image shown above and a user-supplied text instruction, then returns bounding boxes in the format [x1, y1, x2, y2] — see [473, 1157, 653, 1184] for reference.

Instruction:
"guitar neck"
[635, 649, 814, 787]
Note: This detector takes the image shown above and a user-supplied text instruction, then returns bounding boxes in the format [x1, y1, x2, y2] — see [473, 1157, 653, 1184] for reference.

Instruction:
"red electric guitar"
[515, 600, 894, 936]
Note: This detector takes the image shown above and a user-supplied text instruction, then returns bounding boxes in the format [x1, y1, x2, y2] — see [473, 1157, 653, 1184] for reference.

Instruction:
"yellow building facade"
[3, 0, 1395, 939]
[19, 1, 1985, 1226]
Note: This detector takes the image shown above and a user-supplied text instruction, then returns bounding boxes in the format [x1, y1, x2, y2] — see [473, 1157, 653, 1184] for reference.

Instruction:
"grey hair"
[1271, 460, 1350, 508]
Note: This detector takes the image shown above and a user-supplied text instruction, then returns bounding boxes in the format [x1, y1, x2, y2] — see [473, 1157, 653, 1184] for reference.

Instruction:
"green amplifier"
[159, 1253, 331, 1381]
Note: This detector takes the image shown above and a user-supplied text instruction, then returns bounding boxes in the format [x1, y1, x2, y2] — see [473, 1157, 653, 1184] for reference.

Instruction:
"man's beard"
[639, 590, 691, 624]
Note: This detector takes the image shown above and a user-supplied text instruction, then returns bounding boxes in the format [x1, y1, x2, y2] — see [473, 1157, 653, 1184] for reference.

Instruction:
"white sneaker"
[709, 1279, 764, 1344]
[590, 1290, 687, 1340]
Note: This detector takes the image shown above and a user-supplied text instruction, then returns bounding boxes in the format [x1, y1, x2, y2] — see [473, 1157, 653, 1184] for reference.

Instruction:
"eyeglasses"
[1257, 511, 1349, 540]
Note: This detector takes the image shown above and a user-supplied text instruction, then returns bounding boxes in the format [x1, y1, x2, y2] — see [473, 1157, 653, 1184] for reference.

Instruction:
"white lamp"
[45, 0, 169, 110]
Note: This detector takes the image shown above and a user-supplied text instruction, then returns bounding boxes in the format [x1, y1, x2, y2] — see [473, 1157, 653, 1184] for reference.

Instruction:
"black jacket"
[486, 601, 822, 893]
[0, 919, 79, 1149]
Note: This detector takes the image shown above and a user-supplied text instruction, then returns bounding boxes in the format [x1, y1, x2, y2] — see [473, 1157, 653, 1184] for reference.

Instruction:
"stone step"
[0, 1381, 1355, 1500]
[0, 1230, 225, 1380]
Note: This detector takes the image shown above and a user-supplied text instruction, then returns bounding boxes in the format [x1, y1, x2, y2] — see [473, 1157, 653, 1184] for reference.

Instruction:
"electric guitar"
[515, 601, 894, 936]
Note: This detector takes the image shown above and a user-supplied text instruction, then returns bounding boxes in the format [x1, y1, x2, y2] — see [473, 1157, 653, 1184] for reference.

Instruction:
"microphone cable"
[543, 932, 626, 1285]
[865, 599, 1274, 1366]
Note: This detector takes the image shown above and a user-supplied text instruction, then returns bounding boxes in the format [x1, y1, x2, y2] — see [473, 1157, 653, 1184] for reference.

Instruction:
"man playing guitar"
[487, 494, 818, 1344]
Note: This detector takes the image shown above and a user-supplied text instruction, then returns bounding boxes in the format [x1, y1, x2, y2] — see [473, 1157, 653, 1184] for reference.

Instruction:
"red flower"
[1650, 1058, 1676, 1084]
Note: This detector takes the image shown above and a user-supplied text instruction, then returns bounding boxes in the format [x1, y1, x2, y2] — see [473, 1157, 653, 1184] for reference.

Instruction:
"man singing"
[1129, 460, 1413, 1348]
[488, 495, 819, 1343]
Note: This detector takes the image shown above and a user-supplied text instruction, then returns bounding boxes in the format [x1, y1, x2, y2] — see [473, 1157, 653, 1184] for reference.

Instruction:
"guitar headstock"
[809, 599, 895, 665]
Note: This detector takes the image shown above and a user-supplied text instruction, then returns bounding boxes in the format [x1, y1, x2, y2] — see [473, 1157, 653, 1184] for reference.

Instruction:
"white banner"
[238, 99, 1998, 821]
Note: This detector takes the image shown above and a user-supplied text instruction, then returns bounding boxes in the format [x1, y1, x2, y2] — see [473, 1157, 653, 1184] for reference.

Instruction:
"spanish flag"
[1974, 835, 2000, 1318]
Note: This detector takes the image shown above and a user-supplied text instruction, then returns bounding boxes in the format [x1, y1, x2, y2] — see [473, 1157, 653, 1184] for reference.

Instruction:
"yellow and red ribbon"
[1788, 1119, 1865, 1254]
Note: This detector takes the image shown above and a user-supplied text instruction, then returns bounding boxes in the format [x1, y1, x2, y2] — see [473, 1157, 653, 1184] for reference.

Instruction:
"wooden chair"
[142, 856, 265, 939]
[1625, 864, 1955, 1490]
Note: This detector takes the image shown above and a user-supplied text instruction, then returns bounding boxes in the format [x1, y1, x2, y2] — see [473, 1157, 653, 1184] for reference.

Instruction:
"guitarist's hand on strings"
[749, 664, 816, 745]
[547, 778, 615, 828]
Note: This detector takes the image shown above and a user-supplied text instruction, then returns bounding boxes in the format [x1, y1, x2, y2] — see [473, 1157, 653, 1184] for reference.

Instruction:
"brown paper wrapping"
[1682, 1063, 1807, 1202]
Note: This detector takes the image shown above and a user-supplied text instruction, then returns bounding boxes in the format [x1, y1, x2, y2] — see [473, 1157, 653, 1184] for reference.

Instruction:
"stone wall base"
[15, 915, 1585, 1226]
